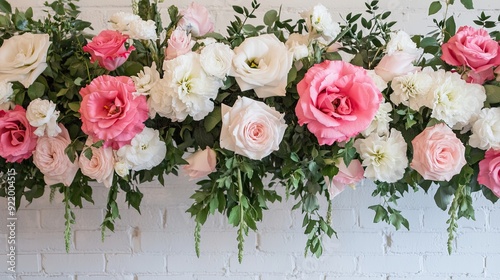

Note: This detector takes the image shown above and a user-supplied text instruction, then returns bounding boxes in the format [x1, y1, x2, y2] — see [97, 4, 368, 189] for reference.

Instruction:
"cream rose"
[0, 33, 51, 88]
[220, 96, 287, 160]
[79, 138, 115, 188]
[183, 147, 217, 179]
[230, 34, 293, 98]
[32, 124, 79, 187]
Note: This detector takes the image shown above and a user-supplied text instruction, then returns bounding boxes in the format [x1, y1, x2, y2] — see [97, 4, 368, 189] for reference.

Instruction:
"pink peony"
[441, 26, 500, 84]
[79, 75, 148, 149]
[165, 28, 194, 60]
[326, 159, 364, 198]
[178, 2, 214, 37]
[296, 60, 382, 145]
[183, 147, 217, 179]
[478, 149, 500, 197]
[33, 124, 79, 187]
[79, 137, 115, 188]
[374, 51, 421, 82]
[411, 123, 466, 181]
[0, 105, 38, 162]
[83, 30, 135, 71]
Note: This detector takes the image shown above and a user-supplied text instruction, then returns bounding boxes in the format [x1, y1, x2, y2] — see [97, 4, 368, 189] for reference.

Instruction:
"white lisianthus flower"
[0, 33, 51, 88]
[469, 108, 500, 150]
[366, 70, 388, 92]
[26, 98, 61, 137]
[149, 52, 222, 121]
[116, 127, 166, 171]
[132, 62, 160, 95]
[0, 81, 14, 110]
[390, 70, 434, 110]
[128, 19, 157, 40]
[231, 34, 293, 98]
[354, 129, 408, 183]
[200, 42, 234, 80]
[429, 70, 486, 129]
[109, 12, 142, 33]
[220, 96, 287, 160]
[362, 102, 393, 137]
[386, 30, 421, 56]
[301, 4, 341, 40]
[285, 33, 310, 60]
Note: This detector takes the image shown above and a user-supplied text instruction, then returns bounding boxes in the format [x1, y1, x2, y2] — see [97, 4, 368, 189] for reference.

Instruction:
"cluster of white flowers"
[110, 12, 157, 40]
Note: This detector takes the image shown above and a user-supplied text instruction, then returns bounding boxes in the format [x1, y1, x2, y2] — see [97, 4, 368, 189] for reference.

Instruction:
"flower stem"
[237, 166, 245, 263]
[446, 184, 464, 254]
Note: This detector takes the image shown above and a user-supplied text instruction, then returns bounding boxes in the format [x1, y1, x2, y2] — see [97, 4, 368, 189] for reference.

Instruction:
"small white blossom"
[0, 81, 14, 110]
[390, 70, 434, 110]
[109, 12, 142, 33]
[362, 102, 393, 137]
[132, 62, 160, 95]
[469, 108, 500, 150]
[301, 4, 341, 40]
[26, 98, 61, 137]
[354, 129, 408, 183]
[116, 127, 166, 171]
[114, 160, 130, 178]
[200, 42, 234, 80]
[285, 33, 310, 60]
[128, 19, 157, 40]
[386, 30, 421, 56]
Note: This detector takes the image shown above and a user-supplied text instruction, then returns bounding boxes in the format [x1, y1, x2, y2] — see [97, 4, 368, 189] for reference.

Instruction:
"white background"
[1, 0, 500, 279]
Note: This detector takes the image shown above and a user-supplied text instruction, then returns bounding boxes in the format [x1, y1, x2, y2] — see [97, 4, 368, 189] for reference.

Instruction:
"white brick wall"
[1, 0, 500, 279]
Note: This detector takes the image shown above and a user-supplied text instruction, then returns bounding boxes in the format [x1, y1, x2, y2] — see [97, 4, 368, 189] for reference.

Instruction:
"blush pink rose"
[83, 30, 135, 71]
[183, 146, 216, 179]
[478, 149, 500, 197]
[33, 124, 79, 187]
[411, 123, 466, 181]
[178, 2, 214, 37]
[325, 159, 364, 198]
[0, 105, 38, 162]
[79, 137, 115, 188]
[79, 75, 148, 149]
[296, 60, 382, 145]
[374, 51, 421, 82]
[442, 26, 500, 84]
[165, 28, 194, 60]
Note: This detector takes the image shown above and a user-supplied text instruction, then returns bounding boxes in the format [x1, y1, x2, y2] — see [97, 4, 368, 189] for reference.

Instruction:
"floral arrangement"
[0, 0, 499, 261]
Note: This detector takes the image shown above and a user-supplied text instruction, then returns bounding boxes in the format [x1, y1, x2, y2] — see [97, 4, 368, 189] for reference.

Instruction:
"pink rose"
[495, 66, 500, 82]
[79, 137, 115, 188]
[0, 105, 38, 162]
[33, 124, 79, 186]
[464, 69, 495, 84]
[165, 28, 194, 60]
[83, 30, 135, 71]
[374, 51, 421, 82]
[79, 75, 148, 149]
[325, 159, 364, 198]
[441, 26, 500, 84]
[296, 60, 382, 145]
[478, 149, 500, 197]
[183, 147, 216, 179]
[411, 123, 466, 181]
[178, 2, 214, 37]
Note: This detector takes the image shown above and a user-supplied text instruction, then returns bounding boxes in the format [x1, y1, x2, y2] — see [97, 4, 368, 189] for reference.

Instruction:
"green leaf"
[203, 106, 221, 132]
[263, 10, 278, 26]
[27, 82, 45, 100]
[428, 1, 442, 15]
[434, 185, 455, 210]
[0, 0, 11, 13]
[68, 102, 81, 112]
[485, 85, 500, 104]
[303, 194, 319, 213]
[233, 5, 244, 14]
[228, 207, 241, 226]
[369, 205, 388, 223]
[444, 16, 456, 41]
[460, 0, 474, 9]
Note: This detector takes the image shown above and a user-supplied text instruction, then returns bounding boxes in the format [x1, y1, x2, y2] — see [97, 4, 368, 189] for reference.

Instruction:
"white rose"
[301, 4, 341, 40]
[230, 34, 293, 98]
[390, 70, 434, 110]
[0, 33, 51, 88]
[220, 96, 287, 160]
[286, 33, 310, 60]
[109, 12, 142, 33]
[354, 129, 408, 183]
[429, 70, 486, 129]
[0, 81, 14, 110]
[128, 19, 157, 40]
[362, 102, 393, 137]
[200, 42, 234, 80]
[386, 30, 421, 55]
[132, 62, 160, 95]
[469, 108, 500, 150]
[116, 127, 166, 171]
[26, 98, 61, 137]
[149, 52, 221, 121]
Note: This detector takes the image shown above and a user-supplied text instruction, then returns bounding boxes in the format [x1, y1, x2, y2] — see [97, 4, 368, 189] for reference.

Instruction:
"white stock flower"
[116, 127, 166, 171]
[429, 70, 486, 129]
[220, 96, 287, 160]
[128, 19, 157, 40]
[109, 12, 141, 33]
[200, 42, 234, 80]
[386, 30, 421, 55]
[0, 81, 14, 110]
[362, 102, 393, 137]
[149, 52, 222, 121]
[26, 98, 61, 137]
[354, 129, 408, 183]
[132, 62, 160, 95]
[469, 108, 500, 150]
[390, 70, 434, 110]
[231, 34, 293, 98]
[301, 4, 341, 40]
[285, 33, 310, 60]
[0, 33, 51, 88]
